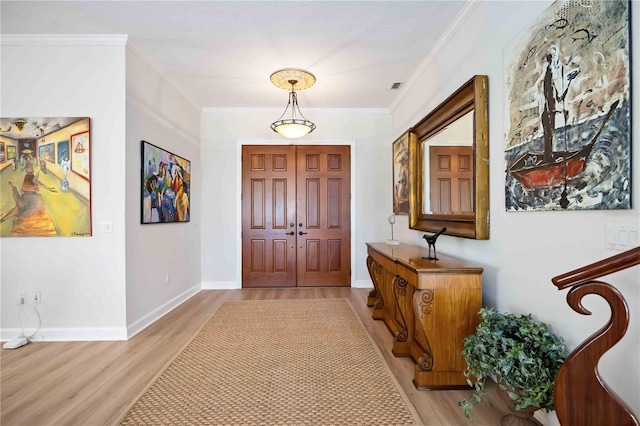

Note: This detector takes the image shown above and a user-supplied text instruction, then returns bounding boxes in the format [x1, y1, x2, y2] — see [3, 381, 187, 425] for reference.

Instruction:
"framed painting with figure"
[504, 0, 631, 211]
[0, 116, 91, 237]
[57, 141, 69, 164]
[70, 131, 90, 181]
[141, 140, 191, 224]
[392, 132, 410, 215]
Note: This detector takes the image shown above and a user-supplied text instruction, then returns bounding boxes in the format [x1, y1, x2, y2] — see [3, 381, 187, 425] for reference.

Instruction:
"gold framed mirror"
[409, 75, 489, 239]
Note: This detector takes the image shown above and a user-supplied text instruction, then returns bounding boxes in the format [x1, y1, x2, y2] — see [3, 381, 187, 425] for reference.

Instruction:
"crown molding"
[0, 34, 128, 46]
[126, 40, 201, 112]
[389, 0, 482, 114]
[202, 107, 390, 115]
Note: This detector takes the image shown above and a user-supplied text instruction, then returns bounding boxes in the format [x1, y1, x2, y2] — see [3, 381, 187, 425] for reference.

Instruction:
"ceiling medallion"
[270, 68, 316, 139]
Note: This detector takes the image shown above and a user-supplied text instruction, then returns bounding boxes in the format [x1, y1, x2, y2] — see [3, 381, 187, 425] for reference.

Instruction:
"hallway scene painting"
[0, 117, 91, 237]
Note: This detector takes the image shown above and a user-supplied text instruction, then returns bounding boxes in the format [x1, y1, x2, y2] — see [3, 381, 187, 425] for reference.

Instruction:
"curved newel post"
[551, 247, 640, 426]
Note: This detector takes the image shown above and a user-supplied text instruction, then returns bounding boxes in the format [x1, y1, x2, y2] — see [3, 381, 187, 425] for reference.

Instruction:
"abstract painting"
[141, 140, 191, 224]
[393, 132, 410, 215]
[504, 0, 631, 211]
[0, 116, 91, 237]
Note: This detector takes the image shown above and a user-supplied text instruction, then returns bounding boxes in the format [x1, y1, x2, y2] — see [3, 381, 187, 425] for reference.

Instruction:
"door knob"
[298, 223, 303, 227]
[299, 231, 308, 235]
[285, 231, 295, 236]
[290, 223, 295, 227]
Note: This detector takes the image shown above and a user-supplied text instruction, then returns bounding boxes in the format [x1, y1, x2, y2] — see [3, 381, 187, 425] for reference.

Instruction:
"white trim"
[1, 327, 127, 342]
[353, 280, 374, 289]
[389, 0, 481, 115]
[203, 107, 389, 115]
[0, 34, 128, 46]
[201, 281, 240, 290]
[126, 284, 201, 339]
[237, 139, 357, 288]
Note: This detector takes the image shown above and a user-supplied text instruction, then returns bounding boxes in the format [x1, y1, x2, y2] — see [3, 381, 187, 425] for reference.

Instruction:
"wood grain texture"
[366, 242, 483, 389]
[552, 247, 640, 426]
[0, 288, 509, 426]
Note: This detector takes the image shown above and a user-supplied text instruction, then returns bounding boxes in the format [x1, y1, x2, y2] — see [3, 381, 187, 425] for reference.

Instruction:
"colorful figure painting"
[0, 117, 91, 237]
[141, 140, 191, 224]
[393, 133, 410, 215]
[504, 0, 631, 211]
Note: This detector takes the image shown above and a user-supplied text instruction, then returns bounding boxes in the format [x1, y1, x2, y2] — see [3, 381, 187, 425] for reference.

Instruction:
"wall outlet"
[33, 291, 41, 304]
[19, 292, 26, 305]
[165, 273, 170, 284]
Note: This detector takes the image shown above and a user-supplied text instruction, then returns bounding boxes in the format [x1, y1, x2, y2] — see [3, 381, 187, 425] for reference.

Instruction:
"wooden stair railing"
[551, 246, 640, 426]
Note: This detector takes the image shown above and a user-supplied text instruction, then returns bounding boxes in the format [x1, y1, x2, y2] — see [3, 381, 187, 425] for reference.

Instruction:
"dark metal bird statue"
[421, 227, 447, 261]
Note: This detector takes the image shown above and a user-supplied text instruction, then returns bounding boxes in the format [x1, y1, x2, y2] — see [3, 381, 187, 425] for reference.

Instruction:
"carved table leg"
[366, 255, 385, 320]
[391, 275, 411, 356]
[412, 289, 434, 375]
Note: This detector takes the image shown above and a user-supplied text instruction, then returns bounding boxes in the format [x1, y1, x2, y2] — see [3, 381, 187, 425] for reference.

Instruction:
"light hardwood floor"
[1, 288, 509, 425]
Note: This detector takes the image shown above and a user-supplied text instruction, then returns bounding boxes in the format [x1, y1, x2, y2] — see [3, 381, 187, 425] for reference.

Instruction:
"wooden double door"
[242, 145, 351, 288]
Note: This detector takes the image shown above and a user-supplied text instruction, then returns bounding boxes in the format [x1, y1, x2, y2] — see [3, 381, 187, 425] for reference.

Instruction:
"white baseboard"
[353, 279, 373, 288]
[126, 284, 201, 339]
[202, 281, 240, 289]
[1, 327, 127, 342]
[1, 284, 204, 342]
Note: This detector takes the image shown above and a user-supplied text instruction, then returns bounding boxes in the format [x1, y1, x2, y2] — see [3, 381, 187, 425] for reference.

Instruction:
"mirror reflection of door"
[421, 110, 474, 215]
[429, 146, 473, 214]
[241, 145, 351, 288]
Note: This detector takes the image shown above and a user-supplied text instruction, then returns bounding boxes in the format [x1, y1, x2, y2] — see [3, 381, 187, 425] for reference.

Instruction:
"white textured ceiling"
[1, 1, 468, 111]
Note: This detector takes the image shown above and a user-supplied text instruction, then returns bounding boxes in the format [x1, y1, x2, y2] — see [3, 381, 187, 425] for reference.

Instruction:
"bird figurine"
[421, 227, 447, 260]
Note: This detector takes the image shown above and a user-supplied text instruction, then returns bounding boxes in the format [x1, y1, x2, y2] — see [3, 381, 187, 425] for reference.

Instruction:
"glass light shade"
[270, 119, 316, 139]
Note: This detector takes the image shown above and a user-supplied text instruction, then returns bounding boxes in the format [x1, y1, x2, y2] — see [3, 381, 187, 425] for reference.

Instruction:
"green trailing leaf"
[458, 308, 568, 421]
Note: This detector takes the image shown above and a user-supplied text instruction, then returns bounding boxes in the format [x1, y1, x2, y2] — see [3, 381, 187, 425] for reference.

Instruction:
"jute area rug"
[118, 298, 421, 425]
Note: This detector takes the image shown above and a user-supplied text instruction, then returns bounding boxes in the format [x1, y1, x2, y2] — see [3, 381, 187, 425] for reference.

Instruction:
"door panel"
[296, 146, 351, 287]
[429, 146, 473, 215]
[242, 146, 296, 287]
[242, 145, 350, 288]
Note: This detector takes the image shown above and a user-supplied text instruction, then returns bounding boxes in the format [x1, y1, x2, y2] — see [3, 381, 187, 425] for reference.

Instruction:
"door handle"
[299, 231, 308, 235]
[285, 231, 295, 236]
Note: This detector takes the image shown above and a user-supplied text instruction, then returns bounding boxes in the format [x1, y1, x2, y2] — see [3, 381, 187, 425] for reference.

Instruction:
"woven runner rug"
[118, 298, 421, 425]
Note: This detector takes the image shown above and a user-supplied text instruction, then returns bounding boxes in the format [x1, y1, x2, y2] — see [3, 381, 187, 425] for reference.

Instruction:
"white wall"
[0, 37, 202, 342]
[390, 0, 640, 419]
[200, 108, 392, 289]
[1, 37, 128, 340]
[124, 44, 202, 337]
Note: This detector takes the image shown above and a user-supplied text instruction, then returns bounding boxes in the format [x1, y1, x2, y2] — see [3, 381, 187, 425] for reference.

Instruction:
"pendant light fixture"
[270, 68, 316, 139]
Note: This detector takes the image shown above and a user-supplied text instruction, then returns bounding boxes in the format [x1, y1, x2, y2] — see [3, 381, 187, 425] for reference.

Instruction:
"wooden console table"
[366, 242, 482, 389]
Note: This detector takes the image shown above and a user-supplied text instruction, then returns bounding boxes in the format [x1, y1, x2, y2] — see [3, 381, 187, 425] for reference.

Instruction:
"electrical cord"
[17, 302, 26, 339]
[26, 303, 43, 342]
[15, 300, 44, 343]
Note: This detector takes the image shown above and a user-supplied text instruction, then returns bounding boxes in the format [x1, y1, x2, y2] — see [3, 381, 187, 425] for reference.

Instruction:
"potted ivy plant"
[458, 308, 568, 424]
